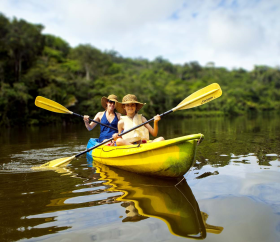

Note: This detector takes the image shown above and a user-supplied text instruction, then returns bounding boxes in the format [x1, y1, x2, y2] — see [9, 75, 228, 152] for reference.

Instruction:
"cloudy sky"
[1, 0, 279, 70]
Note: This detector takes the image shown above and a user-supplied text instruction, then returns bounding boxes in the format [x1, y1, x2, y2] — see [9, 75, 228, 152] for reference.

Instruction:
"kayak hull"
[88, 134, 204, 178]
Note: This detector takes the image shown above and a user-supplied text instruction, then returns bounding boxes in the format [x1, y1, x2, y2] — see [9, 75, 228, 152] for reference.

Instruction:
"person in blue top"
[83, 94, 121, 144]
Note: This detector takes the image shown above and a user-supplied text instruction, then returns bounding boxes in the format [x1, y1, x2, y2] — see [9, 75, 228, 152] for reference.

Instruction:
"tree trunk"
[85, 63, 90, 80]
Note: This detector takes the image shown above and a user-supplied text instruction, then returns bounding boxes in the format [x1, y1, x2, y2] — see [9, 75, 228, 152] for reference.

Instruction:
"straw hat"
[116, 94, 146, 114]
[101, 94, 118, 110]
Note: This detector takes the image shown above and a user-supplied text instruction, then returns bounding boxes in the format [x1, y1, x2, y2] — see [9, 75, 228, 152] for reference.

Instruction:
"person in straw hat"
[83, 94, 121, 143]
[112, 94, 164, 146]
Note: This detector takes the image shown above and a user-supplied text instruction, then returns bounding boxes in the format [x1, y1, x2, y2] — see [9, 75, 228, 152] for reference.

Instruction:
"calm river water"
[0, 115, 280, 242]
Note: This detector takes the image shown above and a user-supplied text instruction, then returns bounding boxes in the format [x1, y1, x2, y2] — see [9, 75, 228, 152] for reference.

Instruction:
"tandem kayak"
[87, 134, 204, 178]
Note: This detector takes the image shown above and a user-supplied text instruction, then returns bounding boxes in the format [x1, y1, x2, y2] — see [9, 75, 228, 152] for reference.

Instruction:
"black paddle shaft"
[72, 112, 118, 131]
[75, 109, 174, 158]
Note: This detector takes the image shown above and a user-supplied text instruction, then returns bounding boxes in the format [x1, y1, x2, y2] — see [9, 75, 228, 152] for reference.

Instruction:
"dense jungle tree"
[0, 13, 279, 126]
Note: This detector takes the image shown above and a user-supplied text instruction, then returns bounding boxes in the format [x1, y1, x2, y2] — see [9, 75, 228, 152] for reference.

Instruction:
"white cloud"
[208, 13, 264, 53]
[1, 0, 280, 70]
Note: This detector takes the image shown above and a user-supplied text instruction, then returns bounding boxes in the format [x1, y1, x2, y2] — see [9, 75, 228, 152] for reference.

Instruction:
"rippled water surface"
[0, 115, 280, 242]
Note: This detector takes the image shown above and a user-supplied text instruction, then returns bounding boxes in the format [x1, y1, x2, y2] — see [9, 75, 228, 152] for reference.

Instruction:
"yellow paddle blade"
[35, 96, 73, 114]
[35, 156, 76, 168]
[173, 83, 222, 111]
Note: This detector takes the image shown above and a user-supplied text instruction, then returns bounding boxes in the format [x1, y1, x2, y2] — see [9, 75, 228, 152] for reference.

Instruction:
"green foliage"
[5, 17, 44, 83]
[0, 14, 280, 126]
[44, 34, 70, 57]
[0, 81, 32, 126]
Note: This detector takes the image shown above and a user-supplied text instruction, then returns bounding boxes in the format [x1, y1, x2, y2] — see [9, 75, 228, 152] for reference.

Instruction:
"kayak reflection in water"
[113, 94, 164, 146]
[96, 163, 223, 239]
[83, 94, 121, 145]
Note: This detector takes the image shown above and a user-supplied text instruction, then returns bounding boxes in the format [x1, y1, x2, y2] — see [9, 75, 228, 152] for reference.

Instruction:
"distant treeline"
[1, 13, 280, 126]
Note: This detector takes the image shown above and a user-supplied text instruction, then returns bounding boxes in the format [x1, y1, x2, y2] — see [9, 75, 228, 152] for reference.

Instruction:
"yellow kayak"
[87, 134, 204, 178]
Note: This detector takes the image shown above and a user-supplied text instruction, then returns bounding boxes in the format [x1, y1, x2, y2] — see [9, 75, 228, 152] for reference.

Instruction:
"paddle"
[35, 83, 222, 168]
[35, 96, 118, 131]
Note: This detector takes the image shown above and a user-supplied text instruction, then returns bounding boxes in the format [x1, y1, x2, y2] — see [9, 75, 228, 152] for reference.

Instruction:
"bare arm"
[142, 115, 161, 137]
[83, 112, 102, 131]
[113, 120, 124, 141]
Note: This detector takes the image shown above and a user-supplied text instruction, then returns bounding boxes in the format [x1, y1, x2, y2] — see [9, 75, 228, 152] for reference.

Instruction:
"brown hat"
[116, 94, 146, 115]
[101, 94, 118, 110]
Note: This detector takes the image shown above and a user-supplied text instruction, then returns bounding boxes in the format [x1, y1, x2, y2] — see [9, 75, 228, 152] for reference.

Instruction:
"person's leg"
[116, 138, 133, 146]
[151, 137, 165, 142]
[102, 139, 115, 146]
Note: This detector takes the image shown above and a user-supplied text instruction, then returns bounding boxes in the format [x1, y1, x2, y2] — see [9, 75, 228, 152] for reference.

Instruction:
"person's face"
[124, 103, 136, 115]
[107, 100, 115, 111]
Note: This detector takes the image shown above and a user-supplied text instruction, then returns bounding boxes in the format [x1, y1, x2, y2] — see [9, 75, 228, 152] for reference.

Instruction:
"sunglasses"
[108, 100, 115, 104]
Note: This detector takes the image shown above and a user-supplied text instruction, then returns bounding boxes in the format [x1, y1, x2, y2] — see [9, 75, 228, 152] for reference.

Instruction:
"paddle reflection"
[94, 162, 223, 239]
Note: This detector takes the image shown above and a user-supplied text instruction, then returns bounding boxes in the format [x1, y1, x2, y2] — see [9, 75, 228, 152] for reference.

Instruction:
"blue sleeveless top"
[98, 111, 118, 142]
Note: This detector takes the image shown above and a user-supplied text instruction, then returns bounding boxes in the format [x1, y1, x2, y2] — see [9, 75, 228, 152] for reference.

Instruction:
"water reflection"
[94, 162, 223, 239]
[1, 115, 279, 241]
